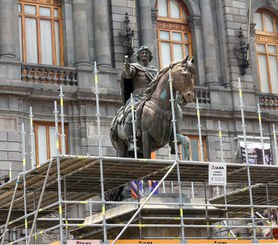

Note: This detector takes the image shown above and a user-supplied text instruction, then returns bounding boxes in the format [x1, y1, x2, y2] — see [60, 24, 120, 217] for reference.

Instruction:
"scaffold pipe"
[94, 61, 108, 243]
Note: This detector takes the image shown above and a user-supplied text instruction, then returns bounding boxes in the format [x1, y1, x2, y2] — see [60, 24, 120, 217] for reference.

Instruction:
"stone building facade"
[0, 0, 277, 191]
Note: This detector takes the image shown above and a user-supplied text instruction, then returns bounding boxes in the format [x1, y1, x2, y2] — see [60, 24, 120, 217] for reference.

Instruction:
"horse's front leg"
[142, 131, 152, 159]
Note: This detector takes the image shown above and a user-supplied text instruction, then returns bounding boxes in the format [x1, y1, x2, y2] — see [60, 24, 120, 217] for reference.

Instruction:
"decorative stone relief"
[151, 9, 158, 23]
[250, 23, 256, 37]
[189, 16, 202, 29]
[266, 0, 276, 5]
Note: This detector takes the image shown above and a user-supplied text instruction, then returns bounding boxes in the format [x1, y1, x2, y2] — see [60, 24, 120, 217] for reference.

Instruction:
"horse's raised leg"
[169, 134, 190, 160]
[177, 134, 190, 160]
[142, 131, 152, 159]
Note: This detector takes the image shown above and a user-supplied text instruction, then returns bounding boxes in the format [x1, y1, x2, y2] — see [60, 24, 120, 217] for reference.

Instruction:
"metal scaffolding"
[1, 74, 278, 244]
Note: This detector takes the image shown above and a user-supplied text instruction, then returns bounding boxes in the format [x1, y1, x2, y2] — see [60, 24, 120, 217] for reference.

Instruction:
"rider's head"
[136, 46, 153, 63]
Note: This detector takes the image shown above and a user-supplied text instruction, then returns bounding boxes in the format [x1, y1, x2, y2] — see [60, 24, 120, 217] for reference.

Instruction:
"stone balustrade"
[21, 64, 78, 86]
[195, 86, 211, 104]
[259, 94, 278, 110]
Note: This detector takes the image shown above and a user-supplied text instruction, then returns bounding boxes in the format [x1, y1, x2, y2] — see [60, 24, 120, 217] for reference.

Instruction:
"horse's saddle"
[111, 98, 146, 139]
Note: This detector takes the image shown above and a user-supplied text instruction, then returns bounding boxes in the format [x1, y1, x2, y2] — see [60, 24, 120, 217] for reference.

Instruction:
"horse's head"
[171, 56, 195, 104]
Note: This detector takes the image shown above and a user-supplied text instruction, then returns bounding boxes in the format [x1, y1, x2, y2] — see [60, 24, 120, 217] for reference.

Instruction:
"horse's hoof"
[128, 144, 139, 152]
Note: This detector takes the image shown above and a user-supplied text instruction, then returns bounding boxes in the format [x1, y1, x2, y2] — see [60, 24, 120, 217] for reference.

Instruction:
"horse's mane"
[143, 60, 180, 99]
[142, 59, 195, 100]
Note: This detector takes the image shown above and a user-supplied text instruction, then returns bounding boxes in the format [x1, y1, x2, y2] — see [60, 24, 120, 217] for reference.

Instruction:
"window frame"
[255, 9, 278, 94]
[18, 0, 64, 66]
[156, 0, 193, 69]
[33, 121, 68, 166]
[186, 135, 208, 161]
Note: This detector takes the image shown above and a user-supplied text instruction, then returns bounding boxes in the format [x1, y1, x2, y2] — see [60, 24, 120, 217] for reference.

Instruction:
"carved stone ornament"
[189, 16, 202, 29]
[250, 23, 256, 37]
[151, 9, 158, 23]
[266, 0, 276, 5]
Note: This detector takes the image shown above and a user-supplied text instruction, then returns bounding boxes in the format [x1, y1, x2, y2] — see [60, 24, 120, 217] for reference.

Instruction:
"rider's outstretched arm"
[123, 55, 135, 78]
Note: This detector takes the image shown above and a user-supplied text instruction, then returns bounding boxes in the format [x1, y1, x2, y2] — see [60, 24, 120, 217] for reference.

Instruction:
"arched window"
[254, 9, 278, 94]
[156, 0, 192, 68]
[18, 0, 63, 66]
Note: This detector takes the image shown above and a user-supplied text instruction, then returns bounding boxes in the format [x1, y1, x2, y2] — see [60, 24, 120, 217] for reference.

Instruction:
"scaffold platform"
[210, 183, 278, 213]
[1, 155, 278, 232]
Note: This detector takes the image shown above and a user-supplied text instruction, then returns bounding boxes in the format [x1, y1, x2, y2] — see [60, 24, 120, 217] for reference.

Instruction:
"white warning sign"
[209, 163, 226, 186]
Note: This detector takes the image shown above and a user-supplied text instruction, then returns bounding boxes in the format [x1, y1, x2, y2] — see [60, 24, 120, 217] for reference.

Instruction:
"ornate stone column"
[63, 0, 75, 67]
[93, 0, 112, 68]
[86, 0, 95, 64]
[72, 0, 90, 66]
[138, 0, 154, 51]
[189, 16, 206, 85]
[72, 0, 92, 88]
[199, 0, 219, 85]
[0, 0, 20, 81]
[0, 0, 16, 59]
[151, 7, 159, 68]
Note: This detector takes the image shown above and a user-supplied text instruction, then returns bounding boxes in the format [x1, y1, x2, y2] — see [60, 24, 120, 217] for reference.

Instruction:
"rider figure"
[122, 46, 158, 151]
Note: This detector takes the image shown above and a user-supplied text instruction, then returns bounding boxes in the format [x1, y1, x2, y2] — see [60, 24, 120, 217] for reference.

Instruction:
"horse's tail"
[111, 106, 124, 141]
[110, 115, 119, 141]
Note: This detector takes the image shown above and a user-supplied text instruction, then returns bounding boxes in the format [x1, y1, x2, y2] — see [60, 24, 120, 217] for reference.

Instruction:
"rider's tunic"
[122, 63, 157, 104]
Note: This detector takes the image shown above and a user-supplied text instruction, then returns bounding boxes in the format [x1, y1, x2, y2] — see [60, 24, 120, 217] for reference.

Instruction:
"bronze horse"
[111, 56, 195, 159]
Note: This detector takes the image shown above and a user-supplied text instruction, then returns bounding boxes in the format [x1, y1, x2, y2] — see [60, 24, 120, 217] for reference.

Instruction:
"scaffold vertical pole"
[9, 162, 12, 182]
[196, 97, 204, 161]
[130, 93, 138, 159]
[265, 184, 274, 238]
[215, 120, 225, 197]
[0, 175, 21, 245]
[191, 182, 195, 198]
[257, 103, 266, 165]
[218, 121, 228, 218]
[21, 122, 29, 245]
[64, 176, 69, 240]
[218, 121, 224, 163]
[94, 62, 108, 244]
[272, 124, 278, 165]
[29, 106, 36, 168]
[238, 77, 256, 242]
[89, 198, 93, 216]
[203, 181, 211, 238]
[54, 101, 64, 244]
[169, 70, 185, 242]
[60, 85, 66, 155]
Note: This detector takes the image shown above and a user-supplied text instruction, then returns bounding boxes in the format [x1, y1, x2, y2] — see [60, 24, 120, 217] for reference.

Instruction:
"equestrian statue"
[110, 46, 195, 159]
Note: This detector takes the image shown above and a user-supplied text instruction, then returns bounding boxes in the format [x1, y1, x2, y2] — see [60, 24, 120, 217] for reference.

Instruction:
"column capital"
[62, 0, 73, 4]
[250, 23, 256, 37]
[189, 16, 202, 29]
[151, 9, 158, 23]
[266, 0, 276, 5]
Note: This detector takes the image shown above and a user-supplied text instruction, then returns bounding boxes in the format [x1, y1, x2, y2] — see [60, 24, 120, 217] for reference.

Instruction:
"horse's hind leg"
[113, 139, 128, 157]
[142, 131, 152, 159]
